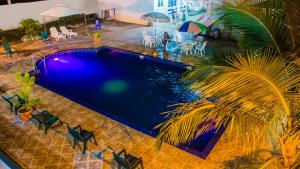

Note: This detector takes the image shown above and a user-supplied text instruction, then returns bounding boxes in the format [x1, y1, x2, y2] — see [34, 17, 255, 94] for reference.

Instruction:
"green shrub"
[19, 18, 41, 41]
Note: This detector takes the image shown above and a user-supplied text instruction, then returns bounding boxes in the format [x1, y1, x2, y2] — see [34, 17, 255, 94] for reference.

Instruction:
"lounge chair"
[49, 27, 66, 41]
[67, 125, 97, 154]
[113, 149, 144, 169]
[59, 26, 78, 38]
[31, 110, 63, 134]
[1, 94, 25, 115]
[40, 31, 52, 45]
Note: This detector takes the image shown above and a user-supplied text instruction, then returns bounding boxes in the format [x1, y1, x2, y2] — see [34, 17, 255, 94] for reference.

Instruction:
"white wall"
[98, 0, 154, 25]
[0, 0, 99, 30]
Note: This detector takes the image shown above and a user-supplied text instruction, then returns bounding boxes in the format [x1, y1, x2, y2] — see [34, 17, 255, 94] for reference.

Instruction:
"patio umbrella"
[40, 4, 87, 32]
[177, 21, 208, 39]
[141, 12, 170, 36]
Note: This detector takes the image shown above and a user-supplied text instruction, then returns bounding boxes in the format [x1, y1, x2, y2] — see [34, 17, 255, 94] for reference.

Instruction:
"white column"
[7, 0, 11, 5]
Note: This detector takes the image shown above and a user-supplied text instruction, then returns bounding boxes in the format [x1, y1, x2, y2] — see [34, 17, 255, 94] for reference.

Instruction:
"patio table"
[31, 110, 63, 134]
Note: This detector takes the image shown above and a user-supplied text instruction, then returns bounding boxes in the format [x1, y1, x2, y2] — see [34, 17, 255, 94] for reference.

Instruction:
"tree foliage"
[156, 0, 300, 168]
[217, 0, 299, 55]
[19, 18, 41, 41]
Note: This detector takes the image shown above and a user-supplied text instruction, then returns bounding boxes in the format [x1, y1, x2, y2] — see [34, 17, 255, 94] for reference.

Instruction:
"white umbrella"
[40, 4, 87, 31]
[40, 4, 83, 17]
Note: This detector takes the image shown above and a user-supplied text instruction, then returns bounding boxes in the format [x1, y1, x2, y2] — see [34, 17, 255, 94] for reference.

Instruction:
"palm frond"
[155, 51, 300, 154]
[155, 100, 217, 149]
[182, 47, 237, 83]
[218, 0, 297, 54]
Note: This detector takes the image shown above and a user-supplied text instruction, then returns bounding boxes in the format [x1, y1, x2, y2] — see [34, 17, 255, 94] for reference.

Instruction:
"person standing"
[162, 32, 171, 51]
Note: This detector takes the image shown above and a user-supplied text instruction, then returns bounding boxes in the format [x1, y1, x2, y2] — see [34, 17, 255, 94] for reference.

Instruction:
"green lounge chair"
[113, 149, 144, 169]
[31, 110, 63, 134]
[1, 94, 25, 115]
[67, 125, 98, 154]
[2, 41, 13, 57]
[40, 31, 52, 44]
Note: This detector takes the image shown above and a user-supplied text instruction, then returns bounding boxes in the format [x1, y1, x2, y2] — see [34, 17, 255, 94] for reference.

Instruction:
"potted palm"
[93, 31, 101, 42]
[14, 72, 42, 121]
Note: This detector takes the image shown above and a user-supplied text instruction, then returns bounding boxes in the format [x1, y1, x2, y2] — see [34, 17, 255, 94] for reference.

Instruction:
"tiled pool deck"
[0, 23, 247, 169]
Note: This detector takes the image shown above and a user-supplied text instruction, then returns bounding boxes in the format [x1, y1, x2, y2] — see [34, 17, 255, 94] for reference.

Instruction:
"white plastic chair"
[60, 26, 78, 38]
[50, 27, 66, 41]
[194, 41, 207, 55]
[143, 35, 156, 48]
[196, 36, 204, 43]
[181, 41, 197, 55]
[142, 30, 147, 44]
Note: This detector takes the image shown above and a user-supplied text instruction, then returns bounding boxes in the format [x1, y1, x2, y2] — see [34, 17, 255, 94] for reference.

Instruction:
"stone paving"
[0, 22, 250, 169]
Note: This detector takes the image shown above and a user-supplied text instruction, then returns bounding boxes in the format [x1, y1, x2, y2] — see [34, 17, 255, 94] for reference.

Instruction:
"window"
[168, 0, 177, 7]
[157, 0, 163, 7]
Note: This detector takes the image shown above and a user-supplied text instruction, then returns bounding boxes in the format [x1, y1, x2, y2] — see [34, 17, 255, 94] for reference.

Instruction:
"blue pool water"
[35, 46, 223, 158]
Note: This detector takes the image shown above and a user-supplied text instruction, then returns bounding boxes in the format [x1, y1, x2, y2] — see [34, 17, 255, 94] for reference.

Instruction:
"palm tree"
[155, 0, 300, 168]
[155, 51, 300, 168]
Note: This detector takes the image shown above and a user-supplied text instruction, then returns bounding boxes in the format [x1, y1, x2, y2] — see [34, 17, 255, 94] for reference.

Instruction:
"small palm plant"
[15, 72, 42, 117]
[93, 31, 101, 41]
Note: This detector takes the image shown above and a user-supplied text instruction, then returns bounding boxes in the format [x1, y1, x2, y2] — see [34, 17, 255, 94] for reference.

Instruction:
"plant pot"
[18, 108, 33, 121]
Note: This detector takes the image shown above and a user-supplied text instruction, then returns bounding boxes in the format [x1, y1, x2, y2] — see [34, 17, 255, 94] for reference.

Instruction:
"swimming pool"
[35, 46, 224, 158]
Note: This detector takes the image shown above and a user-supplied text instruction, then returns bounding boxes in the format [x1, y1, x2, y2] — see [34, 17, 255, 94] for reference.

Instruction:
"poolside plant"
[93, 31, 101, 41]
[153, 51, 158, 58]
[19, 18, 41, 42]
[15, 72, 42, 113]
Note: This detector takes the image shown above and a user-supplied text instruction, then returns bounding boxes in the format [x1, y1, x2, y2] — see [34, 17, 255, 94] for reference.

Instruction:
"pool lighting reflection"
[102, 80, 128, 94]
[53, 57, 69, 63]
